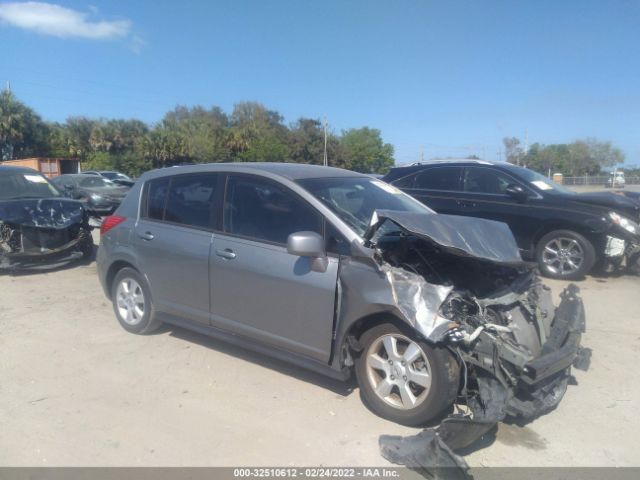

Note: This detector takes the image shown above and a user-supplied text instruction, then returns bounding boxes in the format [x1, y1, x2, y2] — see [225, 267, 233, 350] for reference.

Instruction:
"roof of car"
[399, 159, 496, 167]
[0, 165, 39, 174]
[143, 162, 369, 181]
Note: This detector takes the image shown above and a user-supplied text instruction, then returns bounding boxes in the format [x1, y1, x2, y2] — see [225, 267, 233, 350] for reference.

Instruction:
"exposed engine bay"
[360, 210, 590, 473]
[0, 198, 93, 270]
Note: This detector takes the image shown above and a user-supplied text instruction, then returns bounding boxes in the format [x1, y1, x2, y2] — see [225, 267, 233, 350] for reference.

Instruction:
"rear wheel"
[354, 322, 459, 426]
[536, 230, 596, 279]
[111, 267, 162, 334]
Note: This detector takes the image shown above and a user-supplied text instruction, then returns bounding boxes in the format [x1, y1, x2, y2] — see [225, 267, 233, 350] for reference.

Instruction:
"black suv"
[383, 160, 640, 279]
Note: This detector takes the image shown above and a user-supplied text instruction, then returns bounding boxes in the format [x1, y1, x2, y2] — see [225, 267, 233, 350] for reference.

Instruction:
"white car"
[606, 171, 625, 188]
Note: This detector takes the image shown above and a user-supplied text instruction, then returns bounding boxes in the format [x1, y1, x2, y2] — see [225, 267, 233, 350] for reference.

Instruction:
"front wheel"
[536, 230, 596, 279]
[354, 323, 459, 426]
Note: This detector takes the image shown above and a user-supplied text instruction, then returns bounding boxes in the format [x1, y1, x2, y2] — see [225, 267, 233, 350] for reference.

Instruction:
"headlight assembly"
[609, 211, 639, 235]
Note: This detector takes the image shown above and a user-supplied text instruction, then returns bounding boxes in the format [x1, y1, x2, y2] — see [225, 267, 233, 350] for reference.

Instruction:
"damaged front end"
[360, 211, 589, 469]
[0, 198, 93, 271]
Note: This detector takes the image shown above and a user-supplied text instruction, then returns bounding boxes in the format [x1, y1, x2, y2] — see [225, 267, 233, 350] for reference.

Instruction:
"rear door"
[133, 173, 220, 326]
[391, 166, 463, 213]
[209, 174, 339, 363]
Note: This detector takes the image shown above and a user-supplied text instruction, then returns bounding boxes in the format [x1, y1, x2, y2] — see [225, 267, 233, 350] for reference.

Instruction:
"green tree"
[228, 102, 290, 162]
[0, 89, 49, 160]
[288, 118, 344, 166]
[524, 139, 624, 176]
[503, 137, 524, 166]
[339, 127, 394, 174]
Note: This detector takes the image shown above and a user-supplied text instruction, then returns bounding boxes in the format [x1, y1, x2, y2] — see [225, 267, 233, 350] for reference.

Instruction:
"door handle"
[215, 248, 236, 260]
[138, 231, 154, 241]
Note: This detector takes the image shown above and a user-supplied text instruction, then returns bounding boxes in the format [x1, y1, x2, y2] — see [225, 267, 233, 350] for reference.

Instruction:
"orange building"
[0, 157, 81, 178]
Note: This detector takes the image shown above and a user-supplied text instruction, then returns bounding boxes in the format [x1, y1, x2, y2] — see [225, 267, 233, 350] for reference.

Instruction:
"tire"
[629, 253, 640, 276]
[111, 267, 162, 334]
[79, 229, 94, 259]
[536, 230, 596, 280]
[354, 322, 459, 426]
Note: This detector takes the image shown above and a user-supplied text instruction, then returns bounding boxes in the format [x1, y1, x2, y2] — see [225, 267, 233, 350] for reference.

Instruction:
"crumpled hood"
[365, 209, 524, 265]
[574, 191, 640, 217]
[0, 198, 86, 229]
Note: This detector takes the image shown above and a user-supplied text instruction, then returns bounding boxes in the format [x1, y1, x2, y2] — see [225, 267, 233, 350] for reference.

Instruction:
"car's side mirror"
[287, 231, 328, 272]
[505, 184, 528, 202]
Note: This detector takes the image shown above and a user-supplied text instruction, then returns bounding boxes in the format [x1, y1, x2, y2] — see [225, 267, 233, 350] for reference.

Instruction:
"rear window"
[413, 167, 462, 191]
[144, 174, 218, 229]
[165, 175, 218, 228]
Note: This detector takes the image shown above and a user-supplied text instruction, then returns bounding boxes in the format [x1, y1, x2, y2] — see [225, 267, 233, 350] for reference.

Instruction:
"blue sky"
[1, 0, 639, 166]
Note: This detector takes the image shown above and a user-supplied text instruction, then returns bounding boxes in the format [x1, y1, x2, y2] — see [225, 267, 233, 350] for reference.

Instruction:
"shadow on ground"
[165, 324, 356, 397]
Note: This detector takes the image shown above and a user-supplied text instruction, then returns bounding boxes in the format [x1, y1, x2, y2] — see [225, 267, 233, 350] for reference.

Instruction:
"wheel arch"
[105, 260, 139, 299]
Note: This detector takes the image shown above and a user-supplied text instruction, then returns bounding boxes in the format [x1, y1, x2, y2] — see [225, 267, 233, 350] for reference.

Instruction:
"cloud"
[0, 1, 131, 39]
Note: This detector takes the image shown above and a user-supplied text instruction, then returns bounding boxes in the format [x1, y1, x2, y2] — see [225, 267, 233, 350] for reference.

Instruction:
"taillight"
[101, 215, 126, 235]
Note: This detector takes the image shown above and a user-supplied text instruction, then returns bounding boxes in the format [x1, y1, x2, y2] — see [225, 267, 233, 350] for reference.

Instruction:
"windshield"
[511, 166, 575, 195]
[0, 172, 61, 200]
[80, 176, 118, 188]
[297, 177, 433, 237]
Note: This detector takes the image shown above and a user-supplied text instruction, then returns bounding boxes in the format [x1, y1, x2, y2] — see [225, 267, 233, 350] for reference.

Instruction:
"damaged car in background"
[97, 164, 589, 461]
[0, 166, 93, 271]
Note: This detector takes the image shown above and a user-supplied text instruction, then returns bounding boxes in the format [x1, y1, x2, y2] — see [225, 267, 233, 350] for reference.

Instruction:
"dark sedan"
[383, 160, 640, 279]
[82, 170, 135, 187]
[51, 174, 129, 215]
[0, 166, 93, 270]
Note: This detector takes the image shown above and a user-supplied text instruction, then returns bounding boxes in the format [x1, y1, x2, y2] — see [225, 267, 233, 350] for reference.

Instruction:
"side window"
[391, 174, 415, 188]
[164, 174, 218, 229]
[224, 176, 322, 245]
[463, 167, 513, 195]
[413, 167, 462, 191]
[145, 177, 170, 220]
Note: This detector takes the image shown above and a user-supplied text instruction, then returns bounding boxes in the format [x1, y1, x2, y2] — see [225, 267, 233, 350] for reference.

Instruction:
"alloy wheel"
[365, 334, 432, 410]
[542, 237, 584, 275]
[116, 278, 145, 325]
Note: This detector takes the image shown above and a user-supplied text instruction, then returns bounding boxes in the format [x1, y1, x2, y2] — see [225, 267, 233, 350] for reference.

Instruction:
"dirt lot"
[1, 232, 639, 467]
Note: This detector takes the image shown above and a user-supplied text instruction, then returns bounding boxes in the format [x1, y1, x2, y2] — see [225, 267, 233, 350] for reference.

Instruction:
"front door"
[209, 174, 339, 363]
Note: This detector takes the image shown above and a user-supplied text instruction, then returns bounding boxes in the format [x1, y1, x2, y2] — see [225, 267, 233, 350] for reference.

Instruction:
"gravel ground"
[0, 231, 639, 467]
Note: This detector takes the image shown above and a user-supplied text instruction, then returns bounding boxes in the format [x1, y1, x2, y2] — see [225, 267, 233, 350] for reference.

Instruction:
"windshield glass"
[511, 166, 575, 195]
[80, 176, 118, 188]
[0, 172, 61, 200]
[297, 177, 433, 237]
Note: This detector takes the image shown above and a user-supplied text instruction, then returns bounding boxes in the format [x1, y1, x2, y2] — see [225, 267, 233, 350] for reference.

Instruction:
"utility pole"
[5, 80, 10, 92]
[523, 128, 529, 165]
[420, 145, 424, 163]
[323, 117, 328, 167]
[497, 149, 502, 162]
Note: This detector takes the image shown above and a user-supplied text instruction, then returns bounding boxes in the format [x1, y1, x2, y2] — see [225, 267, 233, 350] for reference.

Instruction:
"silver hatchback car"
[97, 163, 586, 426]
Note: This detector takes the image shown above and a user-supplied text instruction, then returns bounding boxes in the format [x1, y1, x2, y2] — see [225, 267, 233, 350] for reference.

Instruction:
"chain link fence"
[561, 175, 640, 186]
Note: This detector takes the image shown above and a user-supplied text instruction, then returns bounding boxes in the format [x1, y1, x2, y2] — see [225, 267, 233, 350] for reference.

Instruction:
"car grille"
[20, 225, 81, 253]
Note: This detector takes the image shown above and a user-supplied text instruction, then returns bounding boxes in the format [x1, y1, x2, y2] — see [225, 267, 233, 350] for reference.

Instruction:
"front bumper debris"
[380, 284, 589, 474]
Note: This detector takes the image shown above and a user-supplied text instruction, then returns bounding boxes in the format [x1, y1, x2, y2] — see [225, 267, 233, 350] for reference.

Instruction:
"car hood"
[574, 191, 640, 216]
[364, 209, 524, 265]
[0, 198, 85, 229]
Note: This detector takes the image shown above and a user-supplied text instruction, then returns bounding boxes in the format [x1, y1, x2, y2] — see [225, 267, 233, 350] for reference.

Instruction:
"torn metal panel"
[381, 263, 454, 340]
[364, 209, 524, 265]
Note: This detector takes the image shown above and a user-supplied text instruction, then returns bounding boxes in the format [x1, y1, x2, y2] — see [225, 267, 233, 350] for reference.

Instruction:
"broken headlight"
[609, 211, 638, 235]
